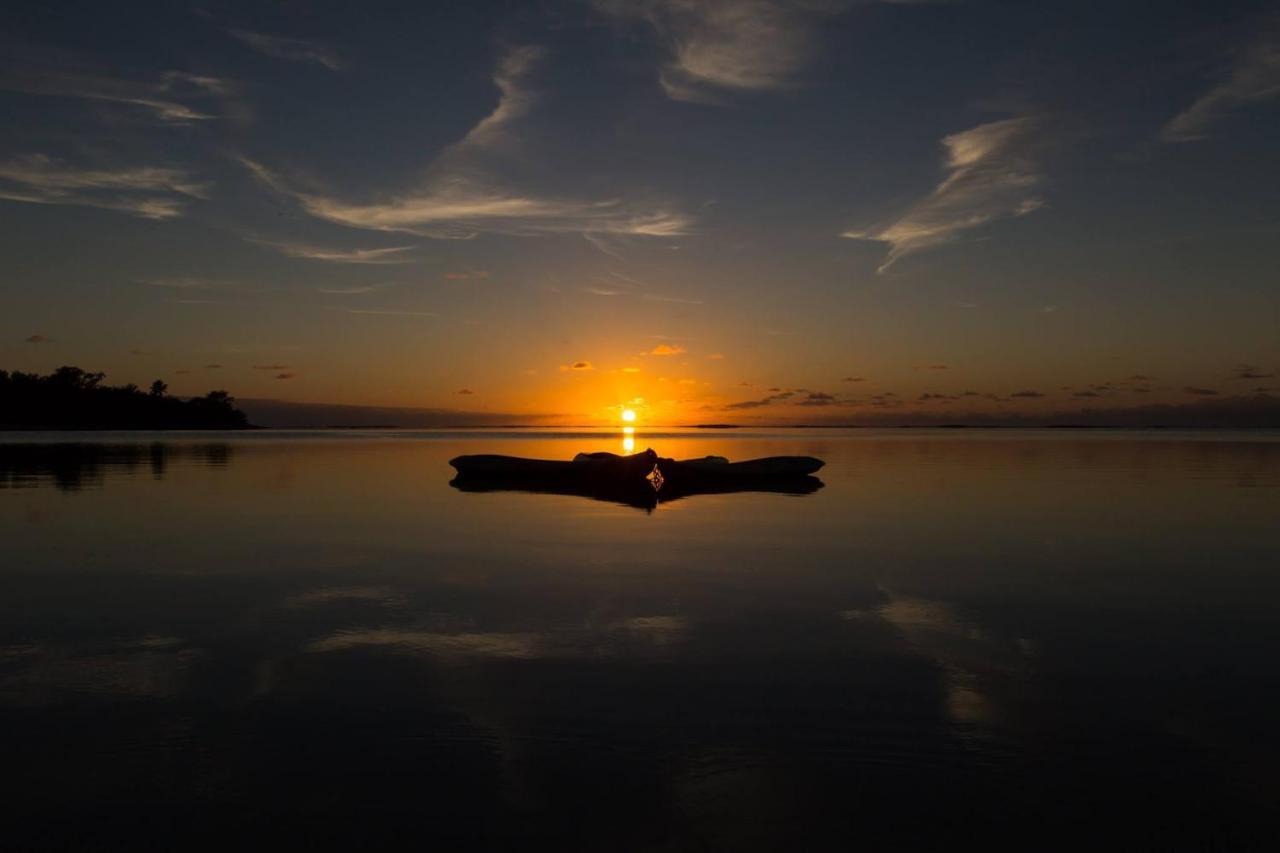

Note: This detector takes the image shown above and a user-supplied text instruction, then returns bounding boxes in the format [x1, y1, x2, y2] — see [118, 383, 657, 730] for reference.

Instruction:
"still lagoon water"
[2, 429, 1279, 850]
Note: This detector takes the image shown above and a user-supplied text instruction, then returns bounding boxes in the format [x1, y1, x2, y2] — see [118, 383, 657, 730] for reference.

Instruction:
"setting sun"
[621, 408, 637, 423]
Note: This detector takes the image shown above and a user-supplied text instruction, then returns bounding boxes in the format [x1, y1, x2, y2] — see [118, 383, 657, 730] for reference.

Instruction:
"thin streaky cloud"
[1161, 27, 1280, 142]
[227, 29, 345, 71]
[0, 188, 186, 219]
[844, 116, 1045, 272]
[643, 293, 705, 305]
[249, 238, 416, 264]
[317, 283, 398, 294]
[139, 277, 224, 290]
[243, 158, 692, 239]
[0, 156, 206, 197]
[341, 308, 436, 317]
[0, 68, 225, 122]
[0, 154, 206, 219]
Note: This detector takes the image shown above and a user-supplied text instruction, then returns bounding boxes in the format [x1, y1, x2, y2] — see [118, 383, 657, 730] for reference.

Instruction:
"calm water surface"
[2, 429, 1279, 850]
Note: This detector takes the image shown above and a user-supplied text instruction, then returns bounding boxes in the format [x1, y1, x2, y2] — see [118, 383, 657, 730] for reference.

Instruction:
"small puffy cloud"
[1010, 390, 1045, 398]
[561, 361, 594, 371]
[455, 388, 474, 395]
[1073, 390, 1101, 398]
[724, 389, 794, 410]
[1184, 386, 1219, 396]
[621, 366, 641, 373]
[254, 364, 290, 370]
[648, 343, 687, 356]
[841, 376, 865, 382]
[797, 391, 837, 407]
[275, 372, 296, 380]
[707, 353, 724, 360]
[1235, 365, 1275, 380]
[24, 334, 51, 343]
[205, 364, 223, 369]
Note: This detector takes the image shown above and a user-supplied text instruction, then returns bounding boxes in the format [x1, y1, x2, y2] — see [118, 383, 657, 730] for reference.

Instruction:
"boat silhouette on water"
[449, 448, 824, 510]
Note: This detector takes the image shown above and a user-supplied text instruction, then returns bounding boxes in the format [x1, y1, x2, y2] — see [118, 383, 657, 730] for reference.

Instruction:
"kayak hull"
[448, 450, 823, 481]
[448, 450, 824, 510]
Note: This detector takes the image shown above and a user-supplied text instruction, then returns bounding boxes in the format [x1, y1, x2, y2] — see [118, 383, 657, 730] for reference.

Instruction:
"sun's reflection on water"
[622, 426, 635, 454]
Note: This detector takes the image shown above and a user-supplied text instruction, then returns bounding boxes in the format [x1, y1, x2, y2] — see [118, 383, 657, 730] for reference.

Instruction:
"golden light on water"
[622, 425, 635, 453]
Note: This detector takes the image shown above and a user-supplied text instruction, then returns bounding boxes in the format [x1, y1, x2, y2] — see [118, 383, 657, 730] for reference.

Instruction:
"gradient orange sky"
[3, 2, 1278, 424]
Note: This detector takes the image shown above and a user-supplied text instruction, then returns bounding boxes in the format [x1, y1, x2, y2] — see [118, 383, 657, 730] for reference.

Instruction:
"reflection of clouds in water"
[307, 629, 543, 660]
[286, 585, 406, 609]
[306, 614, 688, 661]
[0, 635, 197, 705]
[846, 593, 1034, 728]
[616, 615, 684, 632]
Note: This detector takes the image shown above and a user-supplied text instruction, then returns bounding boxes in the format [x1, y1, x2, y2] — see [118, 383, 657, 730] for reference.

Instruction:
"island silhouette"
[0, 366, 250, 429]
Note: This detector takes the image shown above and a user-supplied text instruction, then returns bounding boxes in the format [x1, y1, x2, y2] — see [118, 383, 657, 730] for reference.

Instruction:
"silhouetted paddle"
[448, 448, 824, 510]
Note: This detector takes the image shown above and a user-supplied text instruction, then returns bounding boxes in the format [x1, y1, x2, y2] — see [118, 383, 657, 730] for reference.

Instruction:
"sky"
[2, 0, 1279, 425]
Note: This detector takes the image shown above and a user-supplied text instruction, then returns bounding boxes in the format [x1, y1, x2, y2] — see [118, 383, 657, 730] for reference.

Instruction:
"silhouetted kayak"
[448, 449, 824, 511]
[449, 449, 823, 481]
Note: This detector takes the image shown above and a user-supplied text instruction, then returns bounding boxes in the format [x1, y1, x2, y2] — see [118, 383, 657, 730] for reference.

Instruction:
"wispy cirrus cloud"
[0, 154, 207, 219]
[844, 117, 1046, 272]
[248, 238, 416, 264]
[596, 0, 849, 103]
[139, 277, 228, 290]
[341, 308, 436, 317]
[227, 29, 344, 71]
[240, 46, 692, 238]
[317, 282, 398, 295]
[0, 68, 228, 123]
[1161, 27, 1280, 142]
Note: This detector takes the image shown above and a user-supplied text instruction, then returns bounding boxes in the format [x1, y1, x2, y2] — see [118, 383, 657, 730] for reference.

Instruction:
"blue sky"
[2, 0, 1278, 422]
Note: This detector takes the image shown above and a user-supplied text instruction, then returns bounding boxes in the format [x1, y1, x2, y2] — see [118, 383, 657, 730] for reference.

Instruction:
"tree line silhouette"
[0, 366, 250, 429]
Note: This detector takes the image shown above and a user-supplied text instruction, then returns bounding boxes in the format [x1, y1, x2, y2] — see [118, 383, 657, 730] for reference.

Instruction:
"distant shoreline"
[5, 424, 1280, 433]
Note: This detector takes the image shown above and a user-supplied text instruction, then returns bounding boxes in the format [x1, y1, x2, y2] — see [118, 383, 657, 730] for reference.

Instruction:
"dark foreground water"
[2, 429, 1279, 851]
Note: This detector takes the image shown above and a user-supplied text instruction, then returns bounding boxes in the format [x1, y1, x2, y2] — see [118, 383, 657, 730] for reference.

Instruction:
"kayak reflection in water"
[448, 448, 824, 511]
